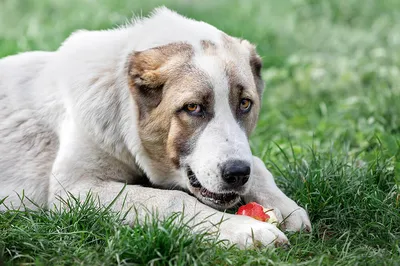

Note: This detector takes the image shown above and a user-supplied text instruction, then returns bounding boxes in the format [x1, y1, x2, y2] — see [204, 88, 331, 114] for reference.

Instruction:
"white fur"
[0, 7, 310, 248]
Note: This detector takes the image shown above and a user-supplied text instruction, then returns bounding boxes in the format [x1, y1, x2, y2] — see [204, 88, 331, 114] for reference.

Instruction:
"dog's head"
[127, 9, 264, 210]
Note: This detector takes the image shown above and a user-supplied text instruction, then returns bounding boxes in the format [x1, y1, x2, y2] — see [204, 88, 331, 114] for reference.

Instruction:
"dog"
[0, 7, 311, 248]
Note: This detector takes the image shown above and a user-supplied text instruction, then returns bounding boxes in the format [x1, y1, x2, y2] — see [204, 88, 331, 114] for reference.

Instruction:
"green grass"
[1, 0, 400, 265]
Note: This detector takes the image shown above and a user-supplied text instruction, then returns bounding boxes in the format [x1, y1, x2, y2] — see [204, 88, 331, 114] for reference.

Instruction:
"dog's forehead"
[191, 35, 257, 92]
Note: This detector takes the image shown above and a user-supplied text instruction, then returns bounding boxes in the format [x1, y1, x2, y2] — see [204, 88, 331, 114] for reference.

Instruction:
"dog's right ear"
[128, 48, 169, 111]
[128, 43, 192, 117]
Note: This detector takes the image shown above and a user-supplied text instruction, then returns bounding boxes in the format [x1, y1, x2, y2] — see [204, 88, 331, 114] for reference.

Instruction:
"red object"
[236, 202, 270, 222]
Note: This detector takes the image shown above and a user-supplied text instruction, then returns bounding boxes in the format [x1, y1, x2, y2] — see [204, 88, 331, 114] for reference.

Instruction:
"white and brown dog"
[0, 7, 310, 248]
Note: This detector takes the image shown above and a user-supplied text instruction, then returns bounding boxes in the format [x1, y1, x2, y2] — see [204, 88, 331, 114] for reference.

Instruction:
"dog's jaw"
[184, 166, 242, 210]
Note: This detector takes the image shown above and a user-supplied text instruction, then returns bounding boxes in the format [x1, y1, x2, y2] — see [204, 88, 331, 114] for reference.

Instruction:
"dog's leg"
[243, 156, 311, 232]
[48, 119, 288, 249]
[50, 180, 289, 249]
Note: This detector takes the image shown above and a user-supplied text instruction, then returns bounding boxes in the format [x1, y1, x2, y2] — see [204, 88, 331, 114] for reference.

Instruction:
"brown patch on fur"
[128, 43, 213, 172]
[200, 40, 217, 55]
[166, 111, 210, 167]
[128, 43, 193, 119]
[159, 75, 214, 168]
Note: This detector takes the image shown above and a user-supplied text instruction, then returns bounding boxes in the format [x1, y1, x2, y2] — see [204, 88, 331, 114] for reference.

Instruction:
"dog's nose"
[221, 160, 251, 188]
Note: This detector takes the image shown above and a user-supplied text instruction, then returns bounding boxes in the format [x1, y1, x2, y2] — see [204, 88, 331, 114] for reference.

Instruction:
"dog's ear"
[250, 52, 264, 96]
[129, 48, 174, 89]
[128, 48, 169, 111]
[239, 39, 264, 97]
[250, 53, 262, 79]
[128, 43, 192, 117]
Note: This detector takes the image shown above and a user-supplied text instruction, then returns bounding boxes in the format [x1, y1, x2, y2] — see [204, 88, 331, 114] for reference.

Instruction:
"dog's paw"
[258, 201, 311, 232]
[216, 214, 289, 249]
[281, 206, 311, 232]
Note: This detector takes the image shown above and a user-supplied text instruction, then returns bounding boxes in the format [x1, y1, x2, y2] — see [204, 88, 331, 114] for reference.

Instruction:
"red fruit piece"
[236, 202, 270, 222]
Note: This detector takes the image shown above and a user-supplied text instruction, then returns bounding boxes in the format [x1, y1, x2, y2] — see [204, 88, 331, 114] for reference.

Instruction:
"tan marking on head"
[166, 110, 209, 167]
[128, 43, 213, 174]
[128, 43, 193, 88]
[128, 43, 193, 118]
[200, 40, 217, 55]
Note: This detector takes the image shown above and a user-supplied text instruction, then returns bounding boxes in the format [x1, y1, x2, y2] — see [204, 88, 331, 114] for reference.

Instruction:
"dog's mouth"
[186, 167, 240, 209]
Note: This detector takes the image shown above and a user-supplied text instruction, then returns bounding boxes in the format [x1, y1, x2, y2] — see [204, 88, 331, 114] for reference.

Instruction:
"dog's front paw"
[281, 206, 311, 232]
[266, 201, 311, 232]
[257, 200, 311, 232]
[216, 214, 288, 249]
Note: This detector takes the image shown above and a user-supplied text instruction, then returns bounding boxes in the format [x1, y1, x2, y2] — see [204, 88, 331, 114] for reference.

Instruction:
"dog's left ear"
[250, 53, 262, 79]
[240, 40, 264, 96]
[248, 47, 264, 97]
[128, 43, 192, 117]
[250, 51, 264, 97]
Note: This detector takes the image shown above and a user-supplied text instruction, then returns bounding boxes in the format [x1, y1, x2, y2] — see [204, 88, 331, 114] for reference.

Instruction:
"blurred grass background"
[1, 0, 399, 265]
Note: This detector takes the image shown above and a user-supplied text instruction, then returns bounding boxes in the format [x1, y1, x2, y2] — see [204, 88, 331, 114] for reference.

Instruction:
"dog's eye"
[184, 103, 203, 116]
[239, 98, 252, 112]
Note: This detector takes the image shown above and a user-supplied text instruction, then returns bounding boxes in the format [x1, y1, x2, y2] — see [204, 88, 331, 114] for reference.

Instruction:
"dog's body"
[0, 8, 310, 248]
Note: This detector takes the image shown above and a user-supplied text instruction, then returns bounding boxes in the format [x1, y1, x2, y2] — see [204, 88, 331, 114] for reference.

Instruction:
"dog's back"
[0, 52, 58, 209]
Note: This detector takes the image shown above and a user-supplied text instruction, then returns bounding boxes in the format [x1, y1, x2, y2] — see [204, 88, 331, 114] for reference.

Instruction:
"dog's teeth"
[200, 187, 240, 205]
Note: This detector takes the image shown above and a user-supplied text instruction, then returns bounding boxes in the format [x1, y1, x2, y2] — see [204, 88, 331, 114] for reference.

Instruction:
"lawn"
[1, 0, 400, 265]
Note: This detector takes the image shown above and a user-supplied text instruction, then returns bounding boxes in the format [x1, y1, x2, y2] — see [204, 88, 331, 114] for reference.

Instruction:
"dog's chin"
[185, 167, 241, 210]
